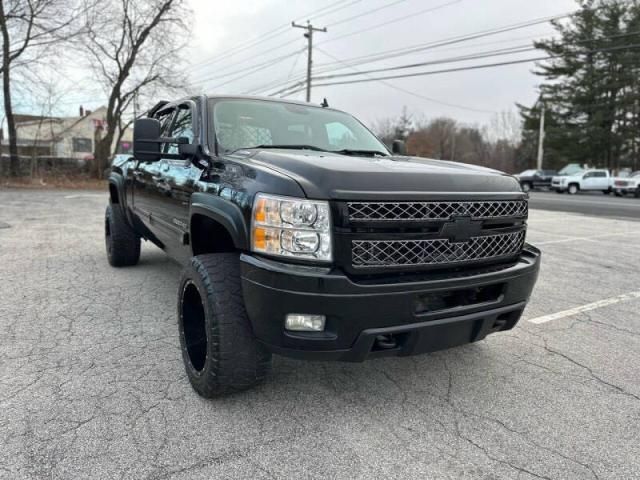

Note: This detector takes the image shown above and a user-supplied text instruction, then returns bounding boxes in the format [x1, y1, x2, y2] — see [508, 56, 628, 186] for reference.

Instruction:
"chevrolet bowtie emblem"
[440, 216, 483, 243]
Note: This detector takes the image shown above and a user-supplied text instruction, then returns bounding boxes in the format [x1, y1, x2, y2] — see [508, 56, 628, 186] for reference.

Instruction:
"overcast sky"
[183, 0, 578, 128]
[43, 0, 578, 129]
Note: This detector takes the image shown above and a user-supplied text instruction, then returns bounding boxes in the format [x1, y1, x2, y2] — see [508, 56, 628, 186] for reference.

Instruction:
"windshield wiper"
[248, 144, 328, 152]
[331, 148, 388, 157]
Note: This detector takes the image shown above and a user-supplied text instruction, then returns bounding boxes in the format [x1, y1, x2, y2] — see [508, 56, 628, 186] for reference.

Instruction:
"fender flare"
[108, 172, 126, 209]
[190, 193, 249, 250]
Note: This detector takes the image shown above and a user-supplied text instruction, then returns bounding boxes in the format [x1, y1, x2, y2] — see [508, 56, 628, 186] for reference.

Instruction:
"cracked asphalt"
[1, 189, 639, 480]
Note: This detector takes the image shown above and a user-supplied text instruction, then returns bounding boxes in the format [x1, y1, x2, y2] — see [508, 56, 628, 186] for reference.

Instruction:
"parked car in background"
[611, 171, 640, 197]
[551, 168, 611, 194]
[515, 169, 557, 192]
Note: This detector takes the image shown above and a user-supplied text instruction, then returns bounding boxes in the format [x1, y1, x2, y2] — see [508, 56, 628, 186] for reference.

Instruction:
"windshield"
[210, 99, 388, 155]
[519, 169, 537, 176]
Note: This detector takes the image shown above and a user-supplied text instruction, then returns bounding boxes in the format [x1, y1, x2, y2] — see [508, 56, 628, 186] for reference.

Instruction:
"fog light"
[285, 314, 326, 332]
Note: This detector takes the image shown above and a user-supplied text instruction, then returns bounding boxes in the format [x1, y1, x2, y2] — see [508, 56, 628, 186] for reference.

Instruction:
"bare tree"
[0, 0, 83, 177]
[80, 0, 190, 178]
[488, 110, 522, 146]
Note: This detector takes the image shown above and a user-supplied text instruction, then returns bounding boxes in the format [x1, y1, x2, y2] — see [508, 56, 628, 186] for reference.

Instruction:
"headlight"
[251, 193, 332, 262]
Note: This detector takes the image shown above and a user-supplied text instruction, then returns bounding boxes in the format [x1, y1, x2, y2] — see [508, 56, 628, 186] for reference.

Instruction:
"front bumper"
[240, 245, 541, 362]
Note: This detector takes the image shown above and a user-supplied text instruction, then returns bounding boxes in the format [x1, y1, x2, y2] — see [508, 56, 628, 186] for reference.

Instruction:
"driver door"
[132, 106, 176, 242]
[157, 104, 200, 261]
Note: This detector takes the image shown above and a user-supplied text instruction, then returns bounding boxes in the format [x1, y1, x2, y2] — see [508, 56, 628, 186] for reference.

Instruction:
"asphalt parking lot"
[1, 189, 639, 480]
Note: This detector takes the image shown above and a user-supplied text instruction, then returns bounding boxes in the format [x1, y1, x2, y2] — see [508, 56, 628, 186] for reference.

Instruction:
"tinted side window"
[594, 172, 606, 178]
[155, 109, 175, 153]
[167, 108, 194, 154]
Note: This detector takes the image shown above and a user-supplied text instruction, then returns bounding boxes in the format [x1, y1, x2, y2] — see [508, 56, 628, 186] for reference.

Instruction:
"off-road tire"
[105, 204, 141, 267]
[178, 253, 271, 397]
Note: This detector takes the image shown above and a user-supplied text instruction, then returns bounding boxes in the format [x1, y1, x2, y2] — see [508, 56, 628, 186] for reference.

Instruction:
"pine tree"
[520, 0, 639, 171]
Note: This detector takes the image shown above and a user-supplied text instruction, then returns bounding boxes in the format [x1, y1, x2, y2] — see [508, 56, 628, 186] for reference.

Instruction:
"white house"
[2, 106, 133, 160]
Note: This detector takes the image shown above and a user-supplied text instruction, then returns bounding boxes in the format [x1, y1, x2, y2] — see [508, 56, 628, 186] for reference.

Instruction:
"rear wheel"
[178, 253, 271, 397]
[602, 189, 611, 195]
[105, 204, 140, 267]
[568, 184, 579, 195]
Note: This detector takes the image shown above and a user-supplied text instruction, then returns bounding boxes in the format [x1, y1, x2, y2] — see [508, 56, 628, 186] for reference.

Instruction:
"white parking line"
[528, 290, 640, 324]
[534, 231, 640, 245]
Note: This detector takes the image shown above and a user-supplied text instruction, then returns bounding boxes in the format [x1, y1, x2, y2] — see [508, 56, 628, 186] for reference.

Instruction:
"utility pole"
[292, 20, 327, 102]
[536, 101, 545, 170]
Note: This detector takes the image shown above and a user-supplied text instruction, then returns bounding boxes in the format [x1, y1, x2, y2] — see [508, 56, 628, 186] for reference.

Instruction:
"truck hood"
[238, 149, 522, 200]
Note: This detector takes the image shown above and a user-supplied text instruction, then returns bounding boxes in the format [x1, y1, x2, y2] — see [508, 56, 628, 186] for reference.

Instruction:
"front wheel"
[521, 182, 531, 193]
[568, 184, 579, 195]
[105, 204, 140, 267]
[178, 253, 272, 397]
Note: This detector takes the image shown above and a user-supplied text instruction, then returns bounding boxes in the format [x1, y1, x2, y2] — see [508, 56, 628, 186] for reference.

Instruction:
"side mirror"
[178, 141, 198, 158]
[133, 118, 162, 162]
[391, 139, 406, 155]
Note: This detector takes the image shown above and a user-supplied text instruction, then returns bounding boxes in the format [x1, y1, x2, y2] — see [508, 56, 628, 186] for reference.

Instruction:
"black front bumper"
[240, 245, 541, 362]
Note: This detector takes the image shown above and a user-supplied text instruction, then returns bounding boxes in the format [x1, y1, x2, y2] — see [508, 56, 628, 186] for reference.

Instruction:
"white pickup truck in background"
[611, 171, 640, 197]
[551, 169, 611, 195]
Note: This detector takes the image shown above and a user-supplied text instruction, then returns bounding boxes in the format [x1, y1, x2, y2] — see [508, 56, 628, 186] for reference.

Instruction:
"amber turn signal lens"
[254, 197, 267, 223]
[253, 227, 267, 250]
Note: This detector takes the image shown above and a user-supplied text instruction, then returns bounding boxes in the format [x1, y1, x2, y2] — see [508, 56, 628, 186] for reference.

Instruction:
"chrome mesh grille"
[352, 231, 525, 268]
[348, 200, 527, 221]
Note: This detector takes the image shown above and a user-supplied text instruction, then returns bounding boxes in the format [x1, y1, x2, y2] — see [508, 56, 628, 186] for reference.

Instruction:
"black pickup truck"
[515, 169, 557, 192]
[106, 95, 540, 397]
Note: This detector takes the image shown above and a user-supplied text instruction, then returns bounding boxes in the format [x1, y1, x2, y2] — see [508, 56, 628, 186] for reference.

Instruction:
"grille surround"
[351, 230, 525, 268]
[347, 200, 527, 222]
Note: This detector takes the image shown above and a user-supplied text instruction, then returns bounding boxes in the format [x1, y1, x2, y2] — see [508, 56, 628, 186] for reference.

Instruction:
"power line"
[264, 12, 573, 96]
[243, 33, 547, 96]
[314, 47, 497, 114]
[189, 0, 354, 74]
[326, 0, 412, 28]
[317, 0, 463, 46]
[313, 29, 640, 83]
[271, 14, 637, 97]
[312, 45, 536, 82]
[205, 0, 461, 84]
[281, 43, 640, 95]
[316, 11, 571, 67]
[192, 48, 305, 85]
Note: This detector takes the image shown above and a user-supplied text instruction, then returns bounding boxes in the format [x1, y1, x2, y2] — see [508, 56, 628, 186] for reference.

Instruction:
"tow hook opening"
[490, 309, 523, 332]
[372, 333, 408, 352]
